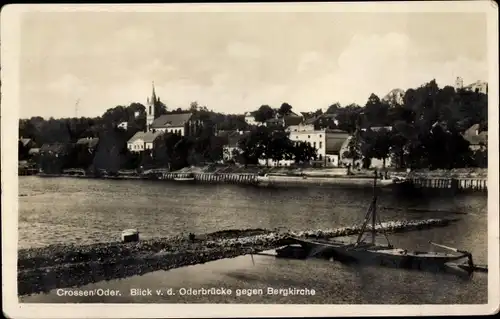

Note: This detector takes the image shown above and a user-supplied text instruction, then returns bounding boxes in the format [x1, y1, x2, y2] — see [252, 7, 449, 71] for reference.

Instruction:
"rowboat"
[174, 177, 195, 182]
[276, 170, 476, 272]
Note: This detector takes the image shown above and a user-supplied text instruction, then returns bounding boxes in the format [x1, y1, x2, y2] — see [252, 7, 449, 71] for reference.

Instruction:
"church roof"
[150, 112, 193, 128]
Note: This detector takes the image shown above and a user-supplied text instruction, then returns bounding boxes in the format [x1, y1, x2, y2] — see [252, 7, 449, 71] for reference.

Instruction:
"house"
[149, 112, 200, 136]
[40, 143, 71, 155]
[301, 113, 338, 130]
[28, 148, 40, 156]
[127, 131, 164, 153]
[287, 128, 349, 167]
[245, 109, 302, 127]
[283, 116, 304, 129]
[265, 118, 284, 128]
[76, 137, 99, 153]
[463, 124, 487, 151]
[324, 130, 350, 167]
[117, 122, 128, 130]
[361, 126, 393, 132]
[244, 111, 260, 126]
[19, 137, 36, 149]
[464, 80, 488, 94]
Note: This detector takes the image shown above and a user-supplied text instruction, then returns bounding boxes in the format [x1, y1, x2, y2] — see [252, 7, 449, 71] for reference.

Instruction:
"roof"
[40, 143, 71, 154]
[76, 137, 100, 148]
[325, 131, 350, 155]
[320, 113, 337, 119]
[284, 116, 304, 127]
[364, 126, 393, 132]
[463, 124, 488, 146]
[19, 138, 32, 146]
[304, 115, 321, 125]
[151, 112, 193, 128]
[464, 81, 487, 89]
[127, 131, 164, 144]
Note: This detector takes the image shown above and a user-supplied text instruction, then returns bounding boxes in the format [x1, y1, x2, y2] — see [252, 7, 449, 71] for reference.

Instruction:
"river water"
[18, 176, 488, 304]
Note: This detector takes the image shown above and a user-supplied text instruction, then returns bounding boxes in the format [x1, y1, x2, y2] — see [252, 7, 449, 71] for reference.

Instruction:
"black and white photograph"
[1, 2, 499, 318]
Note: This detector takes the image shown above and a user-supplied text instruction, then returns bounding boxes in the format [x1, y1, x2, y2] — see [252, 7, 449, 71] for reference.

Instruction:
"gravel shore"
[18, 219, 456, 296]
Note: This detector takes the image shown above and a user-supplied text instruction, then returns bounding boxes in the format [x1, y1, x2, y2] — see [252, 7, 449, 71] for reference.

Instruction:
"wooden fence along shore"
[407, 177, 488, 193]
[159, 172, 260, 185]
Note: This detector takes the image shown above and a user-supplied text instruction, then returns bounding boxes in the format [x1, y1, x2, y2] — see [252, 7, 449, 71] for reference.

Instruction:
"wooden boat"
[277, 170, 475, 271]
[174, 177, 195, 182]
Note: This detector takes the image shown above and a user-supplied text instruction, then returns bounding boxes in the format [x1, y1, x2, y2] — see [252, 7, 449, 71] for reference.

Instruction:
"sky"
[19, 10, 488, 119]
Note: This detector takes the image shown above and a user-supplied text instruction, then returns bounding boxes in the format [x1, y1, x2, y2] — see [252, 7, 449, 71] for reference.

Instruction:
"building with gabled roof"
[463, 124, 487, 151]
[150, 112, 197, 136]
[127, 130, 164, 153]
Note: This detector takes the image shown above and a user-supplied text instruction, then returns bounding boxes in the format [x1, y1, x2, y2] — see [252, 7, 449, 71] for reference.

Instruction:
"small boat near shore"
[276, 170, 478, 273]
[173, 173, 195, 182]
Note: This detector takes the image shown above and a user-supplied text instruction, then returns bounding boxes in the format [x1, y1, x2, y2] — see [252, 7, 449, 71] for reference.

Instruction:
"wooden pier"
[407, 177, 487, 193]
[159, 172, 260, 185]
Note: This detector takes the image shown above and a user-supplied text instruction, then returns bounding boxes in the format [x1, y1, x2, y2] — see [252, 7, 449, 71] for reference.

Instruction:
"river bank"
[18, 218, 458, 296]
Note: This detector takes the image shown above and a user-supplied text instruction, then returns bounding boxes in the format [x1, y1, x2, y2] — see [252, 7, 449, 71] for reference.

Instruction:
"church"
[127, 83, 203, 153]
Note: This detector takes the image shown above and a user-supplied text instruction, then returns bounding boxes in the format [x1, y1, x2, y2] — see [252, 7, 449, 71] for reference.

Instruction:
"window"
[319, 142, 322, 149]
[328, 157, 331, 162]
[319, 154, 322, 160]
[319, 135, 322, 138]
[308, 135, 311, 138]
[313, 142, 316, 148]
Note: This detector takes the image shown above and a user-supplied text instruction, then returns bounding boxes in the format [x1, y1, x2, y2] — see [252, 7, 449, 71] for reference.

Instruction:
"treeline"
[19, 79, 488, 173]
[338, 80, 488, 169]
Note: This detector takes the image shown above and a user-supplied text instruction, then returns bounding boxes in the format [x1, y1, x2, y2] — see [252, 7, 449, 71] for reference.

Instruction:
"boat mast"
[372, 169, 377, 244]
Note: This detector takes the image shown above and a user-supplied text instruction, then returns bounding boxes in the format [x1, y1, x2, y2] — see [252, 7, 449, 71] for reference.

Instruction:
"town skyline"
[20, 11, 487, 119]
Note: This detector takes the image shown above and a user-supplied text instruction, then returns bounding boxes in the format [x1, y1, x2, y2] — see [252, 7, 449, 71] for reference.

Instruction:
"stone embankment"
[18, 218, 456, 296]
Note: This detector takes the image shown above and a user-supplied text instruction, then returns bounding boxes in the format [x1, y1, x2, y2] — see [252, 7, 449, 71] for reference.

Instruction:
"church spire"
[151, 81, 157, 103]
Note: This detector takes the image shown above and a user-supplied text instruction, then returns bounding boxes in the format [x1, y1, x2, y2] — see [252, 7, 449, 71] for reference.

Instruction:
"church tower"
[146, 82, 157, 131]
[455, 76, 464, 91]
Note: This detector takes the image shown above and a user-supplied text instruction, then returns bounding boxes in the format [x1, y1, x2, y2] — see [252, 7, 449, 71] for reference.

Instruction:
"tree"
[326, 102, 341, 114]
[363, 93, 390, 127]
[368, 128, 393, 168]
[336, 104, 362, 133]
[254, 105, 275, 123]
[293, 141, 317, 164]
[342, 132, 362, 168]
[278, 102, 293, 117]
[268, 129, 294, 163]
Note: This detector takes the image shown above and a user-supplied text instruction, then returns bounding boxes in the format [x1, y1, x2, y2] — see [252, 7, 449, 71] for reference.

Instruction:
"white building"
[244, 112, 260, 126]
[259, 129, 349, 167]
[127, 131, 164, 153]
[463, 80, 488, 94]
[455, 76, 464, 90]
